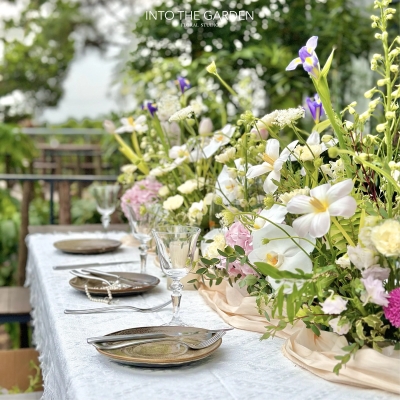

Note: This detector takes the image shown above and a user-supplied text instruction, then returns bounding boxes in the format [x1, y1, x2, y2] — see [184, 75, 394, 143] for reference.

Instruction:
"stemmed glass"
[152, 225, 201, 326]
[91, 184, 120, 230]
[125, 203, 162, 274]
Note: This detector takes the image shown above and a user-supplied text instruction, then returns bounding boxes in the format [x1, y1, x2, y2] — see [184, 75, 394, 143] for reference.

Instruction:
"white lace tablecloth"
[26, 232, 397, 400]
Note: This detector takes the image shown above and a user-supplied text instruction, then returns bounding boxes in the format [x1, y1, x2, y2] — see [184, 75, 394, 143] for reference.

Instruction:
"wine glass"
[152, 225, 201, 326]
[91, 184, 120, 230]
[208, 194, 223, 230]
[125, 203, 162, 274]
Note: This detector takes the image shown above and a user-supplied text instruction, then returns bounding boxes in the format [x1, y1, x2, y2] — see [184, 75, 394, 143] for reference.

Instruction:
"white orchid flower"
[253, 204, 288, 230]
[215, 159, 246, 205]
[115, 115, 148, 134]
[249, 223, 315, 293]
[246, 139, 298, 194]
[286, 179, 357, 238]
[201, 124, 236, 159]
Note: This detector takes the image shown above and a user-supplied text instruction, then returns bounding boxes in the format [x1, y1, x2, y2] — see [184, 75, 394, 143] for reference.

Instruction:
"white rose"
[163, 195, 184, 211]
[370, 219, 400, 257]
[329, 316, 351, 335]
[158, 186, 170, 197]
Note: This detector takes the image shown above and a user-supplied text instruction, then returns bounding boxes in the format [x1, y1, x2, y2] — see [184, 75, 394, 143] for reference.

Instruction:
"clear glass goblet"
[91, 184, 120, 230]
[125, 203, 162, 274]
[152, 225, 201, 326]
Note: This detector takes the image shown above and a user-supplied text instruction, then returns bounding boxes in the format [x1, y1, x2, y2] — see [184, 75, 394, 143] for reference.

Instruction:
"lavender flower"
[286, 36, 320, 79]
[142, 101, 158, 117]
[306, 94, 324, 123]
[176, 76, 191, 93]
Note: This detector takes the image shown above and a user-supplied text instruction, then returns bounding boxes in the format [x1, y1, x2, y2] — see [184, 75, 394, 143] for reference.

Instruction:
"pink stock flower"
[384, 288, 400, 328]
[227, 260, 258, 278]
[225, 221, 253, 254]
[121, 177, 162, 218]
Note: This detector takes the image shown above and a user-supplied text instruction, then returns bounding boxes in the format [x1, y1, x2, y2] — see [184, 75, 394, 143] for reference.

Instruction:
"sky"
[40, 50, 122, 123]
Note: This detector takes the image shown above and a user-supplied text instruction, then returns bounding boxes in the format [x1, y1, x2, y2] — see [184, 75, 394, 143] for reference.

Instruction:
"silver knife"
[87, 328, 233, 344]
[53, 260, 137, 270]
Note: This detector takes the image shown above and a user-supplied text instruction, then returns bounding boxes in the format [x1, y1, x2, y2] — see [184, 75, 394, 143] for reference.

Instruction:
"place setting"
[64, 224, 232, 368]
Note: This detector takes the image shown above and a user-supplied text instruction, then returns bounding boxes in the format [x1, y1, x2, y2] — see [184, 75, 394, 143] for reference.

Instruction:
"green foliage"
[128, 0, 373, 112]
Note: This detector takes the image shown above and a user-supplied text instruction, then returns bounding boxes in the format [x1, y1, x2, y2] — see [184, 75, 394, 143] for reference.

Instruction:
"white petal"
[309, 211, 331, 238]
[248, 246, 270, 264]
[202, 142, 221, 158]
[247, 163, 272, 178]
[280, 252, 313, 274]
[326, 179, 354, 204]
[292, 213, 315, 237]
[287, 195, 314, 214]
[279, 140, 299, 161]
[306, 36, 318, 51]
[266, 139, 280, 159]
[222, 124, 235, 138]
[306, 131, 320, 145]
[136, 115, 147, 124]
[310, 183, 330, 200]
[263, 170, 280, 194]
[298, 234, 316, 255]
[252, 223, 297, 249]
[328, 196, 357, 217]
[286, 57, 302, 71]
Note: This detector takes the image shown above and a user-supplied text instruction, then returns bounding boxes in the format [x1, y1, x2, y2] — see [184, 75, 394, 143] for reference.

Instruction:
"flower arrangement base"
[198, 280, 302, 338]
[282, 327, 400, 394]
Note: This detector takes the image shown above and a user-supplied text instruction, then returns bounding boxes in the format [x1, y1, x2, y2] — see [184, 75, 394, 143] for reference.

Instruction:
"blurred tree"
[126, 0, 375, 114]
[0, 0, 115, 121]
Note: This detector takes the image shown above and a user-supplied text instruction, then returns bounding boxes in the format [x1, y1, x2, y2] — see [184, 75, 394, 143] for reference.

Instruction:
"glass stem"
[170, 278, 183, 324]
[139, 244, 148, 274]
[101, 214, 110, 230]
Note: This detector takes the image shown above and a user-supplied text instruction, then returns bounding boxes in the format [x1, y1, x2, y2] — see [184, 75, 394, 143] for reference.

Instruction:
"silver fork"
[92, 331, 226, 351]
[64, 299, 172, 314]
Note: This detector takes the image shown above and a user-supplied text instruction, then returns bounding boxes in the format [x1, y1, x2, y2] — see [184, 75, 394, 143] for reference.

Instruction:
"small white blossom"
[188, 200, 207, 224]
[278, 187, 310, 205]
[177, 178, 205, 194]
[169, 106, 195, 122]
[120, 164, 137, 174]
[329, 316, 351, 335]
[215, 147, 236, 163]
[157, 95, 181, 121]
[273, 106, 305, 129]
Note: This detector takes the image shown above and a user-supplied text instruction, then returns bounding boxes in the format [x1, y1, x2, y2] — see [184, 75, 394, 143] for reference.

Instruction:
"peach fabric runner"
[198, 280, 400, 394]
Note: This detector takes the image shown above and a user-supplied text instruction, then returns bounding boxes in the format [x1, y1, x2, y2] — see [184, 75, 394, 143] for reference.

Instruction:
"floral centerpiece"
[107, 0, 399, 385]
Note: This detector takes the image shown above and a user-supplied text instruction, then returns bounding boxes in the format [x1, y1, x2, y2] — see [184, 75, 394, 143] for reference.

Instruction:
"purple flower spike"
[306, 94, 324, 123]
[286, 36, 320, 79]
[142, 101, 158, 117]
[176, 76, 191, 93]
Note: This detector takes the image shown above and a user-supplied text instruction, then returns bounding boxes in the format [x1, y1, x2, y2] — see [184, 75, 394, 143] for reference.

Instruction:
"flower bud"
[348, 106, 356, 115]
[214, 196, 223, 205]
[364, 87, 376, 99]
[321, 134, 333, 143]
[385, 111, 396, 119]
[377, 78, 389, 86]
[382, 31, 388, 40]
[359, 111, 370, 123]
[344, 120, 354, 130]
[314, 158, 323, 168]
[103, 120, 116, 134]
[199, 118, 213, 135]
[261, 238, 271, 245]
[263, 195, 274, 209]
[391, 88, 400, 98]
[390, 65, 399, 73]
[376, 122, 387, 132]
[372, 54, 382, 60]
[328, 147, 339, 158]
[371, 22, 378, 28]
[389, 49, 400, 57]
[349, 101, 357, 107]
[206, 61, 217, 75]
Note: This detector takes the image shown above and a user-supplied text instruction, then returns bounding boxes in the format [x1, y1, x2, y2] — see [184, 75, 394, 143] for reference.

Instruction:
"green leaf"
[200, 258, 215, 266]
[313, 118, 331, 133]
[234, 245, 245, 256]
[394, 342, 400, 350]
[264, 311, 271, 322]
[260, 332, 271, 340]
[320, 47, 336, 78]
[195, 267, 207, 274]
[356, 320, 367, 340]
[310, 324, 320, 337]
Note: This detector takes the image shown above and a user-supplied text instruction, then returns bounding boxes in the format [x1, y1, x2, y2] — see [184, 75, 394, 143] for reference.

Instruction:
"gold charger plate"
[95, 326, 222, 367]
[69, 272, 160, 296]
[53, 238, 122, 254]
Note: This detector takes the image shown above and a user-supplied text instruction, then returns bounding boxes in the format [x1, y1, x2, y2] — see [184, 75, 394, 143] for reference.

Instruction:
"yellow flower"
[370, 219, 400, 257]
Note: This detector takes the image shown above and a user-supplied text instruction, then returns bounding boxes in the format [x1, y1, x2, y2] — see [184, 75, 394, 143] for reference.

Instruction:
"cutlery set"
[57, 260, 233, 355]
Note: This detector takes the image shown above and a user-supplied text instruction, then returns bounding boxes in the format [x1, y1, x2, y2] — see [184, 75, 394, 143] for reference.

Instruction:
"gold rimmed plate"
[54, 239, 122, 254]
[94, 326, 222, 367]
[69, 272, 160, 296]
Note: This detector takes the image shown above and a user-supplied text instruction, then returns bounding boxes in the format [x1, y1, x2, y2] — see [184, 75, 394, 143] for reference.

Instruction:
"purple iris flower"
[306, 94, 324, 123]
[176, 76, 191, 93]
[286, 36, 320, 79]
[142, 101, 157, 117]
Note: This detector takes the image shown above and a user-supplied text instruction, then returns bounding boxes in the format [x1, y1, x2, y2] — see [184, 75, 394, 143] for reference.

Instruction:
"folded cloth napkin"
[198, 280, 303, 339]
[283, 324, 400, 394]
